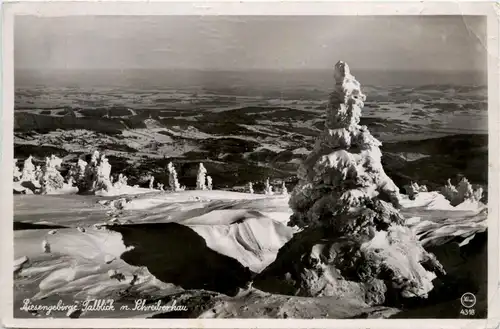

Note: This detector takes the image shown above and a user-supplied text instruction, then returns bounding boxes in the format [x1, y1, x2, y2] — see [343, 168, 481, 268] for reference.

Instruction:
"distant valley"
[14, 84, 488, 195]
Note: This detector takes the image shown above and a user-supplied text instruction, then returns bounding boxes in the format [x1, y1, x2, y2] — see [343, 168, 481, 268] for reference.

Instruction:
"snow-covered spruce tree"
[281, 181, 288, 195]
[255, 61, 444, 306]
[21, 156, 36, 183]
[207, 176, 213, 191]
[264, 178, 274, 195]
[66, 158, 88, 188]
[441, 179, 458, 202]
[473, 186, 484, 202]
[167, 162, 181, 192]
[114, 173, 128, 188]
[40, 155, 65, 194]
[403, 182, 418, 200]
[196, 163, 207, 190]
[80, 151, 113, 193]
[95, 153, 113, 192]
[441, 177, 483, 206]
[81, 151, 99, 192]
[403, 181, 427, 200]
[457, 177, 483, 203]
[247, 182, 254, 194]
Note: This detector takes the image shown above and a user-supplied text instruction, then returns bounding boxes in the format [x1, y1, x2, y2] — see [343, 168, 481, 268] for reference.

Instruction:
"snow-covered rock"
[256, 61, 444, 306]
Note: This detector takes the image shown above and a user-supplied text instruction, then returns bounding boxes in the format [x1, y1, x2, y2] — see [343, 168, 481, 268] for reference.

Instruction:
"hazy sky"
[15, 15, 487, 71]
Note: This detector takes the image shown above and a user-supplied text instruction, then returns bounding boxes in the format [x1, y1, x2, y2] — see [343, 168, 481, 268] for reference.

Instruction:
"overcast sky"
[15, 15, 487, 71]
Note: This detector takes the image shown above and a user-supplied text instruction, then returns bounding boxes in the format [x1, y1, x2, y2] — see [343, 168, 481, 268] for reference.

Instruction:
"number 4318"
[460, 309, 475, 316]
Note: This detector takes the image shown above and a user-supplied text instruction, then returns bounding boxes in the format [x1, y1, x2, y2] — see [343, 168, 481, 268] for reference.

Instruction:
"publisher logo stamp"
[460, 293, 476, 308]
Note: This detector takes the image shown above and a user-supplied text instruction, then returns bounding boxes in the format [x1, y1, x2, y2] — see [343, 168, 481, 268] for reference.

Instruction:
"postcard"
[2, 1, 499, 328]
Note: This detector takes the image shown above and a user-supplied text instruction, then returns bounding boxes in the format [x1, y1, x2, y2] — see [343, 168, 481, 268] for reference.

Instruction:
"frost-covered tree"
[82, 151, 99, 191]
[114, 173, 128, 188]
[21, 156, 36, 183]
[457, 177, 474, 200]
[281, 181, 288, 195]
[256, 61, 444, 306]
[404, 182, 418, 200]
[247, 182, 254, 194]
[80, 151, 113, 193]
[441, 178, 458, 202]
[167, 162, 181, 192]
[67, 158, 88, 188]
[148, 176, 155, 189]
[473, 186, 484, 202]
[404, 181, 427, 200]
[40, 155, 65, 194]
[196, 163, 207, 190]
[97, 154, 112, 188]
[442, 177, 484, 206]
[264, 178, 274, 195]
[90, 153, 113, 192]
[207, 175, 213, 191]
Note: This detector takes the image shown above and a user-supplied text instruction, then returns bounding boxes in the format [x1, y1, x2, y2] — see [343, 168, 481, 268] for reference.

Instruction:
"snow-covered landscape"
[12, 14, 489, 320]
[13, 61, 488, 319]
